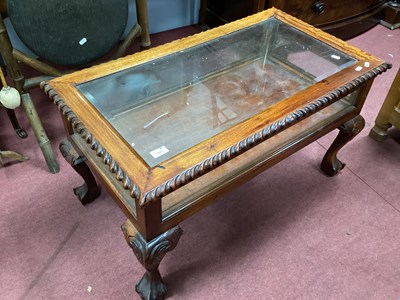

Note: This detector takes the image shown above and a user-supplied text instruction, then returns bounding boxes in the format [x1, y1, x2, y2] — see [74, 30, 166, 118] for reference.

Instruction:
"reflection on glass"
[77, 18, 357, 167]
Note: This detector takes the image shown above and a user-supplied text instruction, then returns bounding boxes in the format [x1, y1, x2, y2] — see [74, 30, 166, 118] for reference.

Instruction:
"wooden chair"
[0, 43, 28, 139]
[369, 67, 400, 141]
[0, 65, 29, 167]
[0, 0, 150, 173]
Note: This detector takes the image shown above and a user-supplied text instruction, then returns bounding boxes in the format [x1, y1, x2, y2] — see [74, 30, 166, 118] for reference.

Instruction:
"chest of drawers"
[201, 0, 389, 39]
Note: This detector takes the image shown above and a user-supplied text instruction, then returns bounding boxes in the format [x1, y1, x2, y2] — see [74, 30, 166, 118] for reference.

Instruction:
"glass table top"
[77, 17, 357, 167]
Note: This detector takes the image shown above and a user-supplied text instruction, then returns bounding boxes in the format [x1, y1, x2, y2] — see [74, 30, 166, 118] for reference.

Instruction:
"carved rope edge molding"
[41, 82, 142, 201]
[141, 63, 392, 207]
[40, 63, 391, 208]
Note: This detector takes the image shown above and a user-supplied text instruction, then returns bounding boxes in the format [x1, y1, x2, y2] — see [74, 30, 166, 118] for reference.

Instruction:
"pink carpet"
[1, 23, 400, 300]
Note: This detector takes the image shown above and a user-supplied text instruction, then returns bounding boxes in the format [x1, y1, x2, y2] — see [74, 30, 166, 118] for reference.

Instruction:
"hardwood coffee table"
[42, 8, 390, 300]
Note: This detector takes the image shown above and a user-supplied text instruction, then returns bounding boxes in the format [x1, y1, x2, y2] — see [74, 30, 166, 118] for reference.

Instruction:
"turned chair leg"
[5, 108, 28, 138]
[122, 220, 183, 300]
[320, 115, 365, 176]
[20, 93, 59, 173]
[59, 138, 101, 205]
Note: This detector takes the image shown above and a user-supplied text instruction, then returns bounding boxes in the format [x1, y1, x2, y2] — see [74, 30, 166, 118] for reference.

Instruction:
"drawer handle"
[312, 1, 326, 14]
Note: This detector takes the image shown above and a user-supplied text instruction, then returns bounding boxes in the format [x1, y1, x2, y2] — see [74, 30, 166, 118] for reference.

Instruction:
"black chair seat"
[7, 0, 128, 65]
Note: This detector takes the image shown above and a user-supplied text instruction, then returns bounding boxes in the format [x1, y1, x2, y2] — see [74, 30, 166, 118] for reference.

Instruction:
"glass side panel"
[77, 18, 357, 167]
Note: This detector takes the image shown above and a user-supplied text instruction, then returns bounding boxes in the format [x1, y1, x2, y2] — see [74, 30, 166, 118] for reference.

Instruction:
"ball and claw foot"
[136, 270, 168, 300]
[122, 220, 183, 300]
[73, 182, 100, 205]
[321, 156, 345, 177]
[60, 139, 101, 205]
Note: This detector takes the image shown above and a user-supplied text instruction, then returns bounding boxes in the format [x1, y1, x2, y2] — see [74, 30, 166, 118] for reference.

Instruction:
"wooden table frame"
[42, 8, 390, 300]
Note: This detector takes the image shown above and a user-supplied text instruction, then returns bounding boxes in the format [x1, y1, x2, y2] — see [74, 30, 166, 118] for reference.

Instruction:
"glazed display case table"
[42, 8, 390, 300]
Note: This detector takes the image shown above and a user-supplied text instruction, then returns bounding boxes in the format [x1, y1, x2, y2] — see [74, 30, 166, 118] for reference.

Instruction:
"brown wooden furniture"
[1, 64, 27, 137]
[0, 149, 29, 166]
[42, 8, 390, 300]
[201, 0, 390, 39]
[0, 0, 6, 16]
[199, 0, 266, 30]
[369, 67, 400, 141]
[1, 69, 29, 166]
[0, 0, 150, 173]
[381, 0, 400, 29]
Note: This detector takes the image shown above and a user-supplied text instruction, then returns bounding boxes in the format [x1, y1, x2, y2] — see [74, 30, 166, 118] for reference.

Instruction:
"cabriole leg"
[122, 220, 183, 300]
[321, 115, 365, 176]
[59, 138, 100, 205]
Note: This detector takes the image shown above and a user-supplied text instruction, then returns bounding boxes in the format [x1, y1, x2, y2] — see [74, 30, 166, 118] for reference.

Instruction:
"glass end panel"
[269, 22, 357, 81]
[77, 18, 357, 167]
